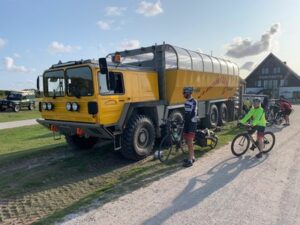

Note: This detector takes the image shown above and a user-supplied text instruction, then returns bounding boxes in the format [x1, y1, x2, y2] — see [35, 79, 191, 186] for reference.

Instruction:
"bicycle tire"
[158, 135, 174, 163]
[261, 131, 276, 153]
[231, 133, 250, 156]
[208, 136, 218, 149]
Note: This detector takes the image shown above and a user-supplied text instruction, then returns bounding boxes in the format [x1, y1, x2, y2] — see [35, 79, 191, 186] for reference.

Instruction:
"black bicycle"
[158, 119, 188, 163]
[266, 105, 285, 127]
[231, 124, 275, 156]
[158, 119, 219, 163]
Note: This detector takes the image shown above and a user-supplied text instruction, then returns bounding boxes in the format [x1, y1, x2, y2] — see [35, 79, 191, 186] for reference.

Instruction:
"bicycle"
[158, 119, 188, 163]
[231, 124, 275, 157]
[266, 105, 285, 127]
[157, 120, 219, 163]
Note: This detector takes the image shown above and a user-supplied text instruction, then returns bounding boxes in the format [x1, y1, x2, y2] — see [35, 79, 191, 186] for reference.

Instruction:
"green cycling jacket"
[240, 106, 266, 127]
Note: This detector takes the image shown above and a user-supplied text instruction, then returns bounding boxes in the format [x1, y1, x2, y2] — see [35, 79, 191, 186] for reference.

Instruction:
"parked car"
[0, 91, 35, 112]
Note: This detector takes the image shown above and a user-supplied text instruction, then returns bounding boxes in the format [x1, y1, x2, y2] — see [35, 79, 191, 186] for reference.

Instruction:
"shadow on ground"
[142, 154, 268, 225]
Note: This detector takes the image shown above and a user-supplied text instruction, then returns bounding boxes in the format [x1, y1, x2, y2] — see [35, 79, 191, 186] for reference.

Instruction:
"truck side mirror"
[99, 58, 108, 75]
[37, 76, 40, 91]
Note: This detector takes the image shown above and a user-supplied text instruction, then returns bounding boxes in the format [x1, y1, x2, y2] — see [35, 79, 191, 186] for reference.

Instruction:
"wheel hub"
[138, 128, 149, 147]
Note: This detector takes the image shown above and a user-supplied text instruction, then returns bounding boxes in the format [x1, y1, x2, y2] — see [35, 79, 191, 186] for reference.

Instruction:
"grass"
[0, 109, 41, 123]
[0, 122, 240, 225]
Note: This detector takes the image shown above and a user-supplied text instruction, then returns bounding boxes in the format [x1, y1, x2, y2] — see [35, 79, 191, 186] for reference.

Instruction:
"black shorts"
[183, 122, 197, 134]
[249, 126, 265, 135]
[283, 109, 292, 116]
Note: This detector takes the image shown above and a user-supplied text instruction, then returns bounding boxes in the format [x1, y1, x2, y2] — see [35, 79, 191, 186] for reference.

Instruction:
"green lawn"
[0, 109, 41, 123]
[0, 123, 240, 225]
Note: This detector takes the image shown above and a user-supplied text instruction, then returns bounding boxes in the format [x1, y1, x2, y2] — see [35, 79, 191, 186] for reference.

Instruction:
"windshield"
[7, 93, 22, 100]
[44, 70, 65, 97]
[66, 66, 93, 97]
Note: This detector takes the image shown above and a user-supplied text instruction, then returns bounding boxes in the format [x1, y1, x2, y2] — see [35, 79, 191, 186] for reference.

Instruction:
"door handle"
[119, 99, 125, 102]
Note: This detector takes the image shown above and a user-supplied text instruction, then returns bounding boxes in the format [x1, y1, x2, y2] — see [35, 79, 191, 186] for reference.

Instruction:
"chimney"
[283, 61, 287, 64]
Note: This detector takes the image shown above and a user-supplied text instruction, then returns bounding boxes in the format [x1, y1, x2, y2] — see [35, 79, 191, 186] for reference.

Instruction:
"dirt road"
[0, 119, 37, 130]
[61, 106, 300, 225]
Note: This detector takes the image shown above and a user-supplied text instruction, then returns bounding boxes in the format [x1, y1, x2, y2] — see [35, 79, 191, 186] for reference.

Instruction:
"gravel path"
[61, 106, 300, 225]
[0, 119, 38, 130]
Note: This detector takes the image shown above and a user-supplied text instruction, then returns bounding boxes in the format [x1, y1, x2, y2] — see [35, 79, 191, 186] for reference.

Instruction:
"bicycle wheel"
[207, 136, 218, 149]
[261, 131, 275, 153]
[231, 133, 250, 156]
[158, 135, 174, 163]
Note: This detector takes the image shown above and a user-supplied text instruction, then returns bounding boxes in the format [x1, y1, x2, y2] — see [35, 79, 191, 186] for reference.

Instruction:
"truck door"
[98, 71, 127, 125]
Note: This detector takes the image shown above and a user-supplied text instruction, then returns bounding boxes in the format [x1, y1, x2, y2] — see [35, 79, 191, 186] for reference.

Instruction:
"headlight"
[42, 102, 47, 110]
[72, 102, 79, 111]
[47, 102, 53, 110]
[66, 102, 72, 111]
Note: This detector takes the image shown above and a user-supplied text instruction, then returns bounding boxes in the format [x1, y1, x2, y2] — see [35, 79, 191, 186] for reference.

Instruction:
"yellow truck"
[37, 43, 240, 160]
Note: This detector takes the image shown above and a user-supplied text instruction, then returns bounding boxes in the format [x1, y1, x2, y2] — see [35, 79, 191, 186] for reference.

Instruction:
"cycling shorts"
[249, 126, 265, 136]
[183, 132, 195, 141]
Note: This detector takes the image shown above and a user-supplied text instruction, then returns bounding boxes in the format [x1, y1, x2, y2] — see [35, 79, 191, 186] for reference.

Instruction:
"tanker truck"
[37, 43, 240, 160]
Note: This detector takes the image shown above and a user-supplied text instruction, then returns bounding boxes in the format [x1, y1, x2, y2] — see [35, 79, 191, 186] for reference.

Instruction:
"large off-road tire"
[218, 103, 228, 125]
[203, 104, 219, 128]
[65, 135, 98, 150]
[121, 115, 155, 161]
[13, 104, 20, 112]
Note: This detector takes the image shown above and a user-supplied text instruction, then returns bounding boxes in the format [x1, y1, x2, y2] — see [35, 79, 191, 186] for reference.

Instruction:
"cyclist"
[239, 98, 266, 158]
[243, 97, 252, 114]
[182, 87, 197, 167]
[279, 96, 292, 126]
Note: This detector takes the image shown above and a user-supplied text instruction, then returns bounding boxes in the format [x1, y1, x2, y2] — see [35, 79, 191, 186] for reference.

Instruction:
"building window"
[280, 79, 284, 87]
[293, 91, 300, 99]
[262, 68, 269, 75]
[273, 67, 281, 74]
[257, 80, 261, 87]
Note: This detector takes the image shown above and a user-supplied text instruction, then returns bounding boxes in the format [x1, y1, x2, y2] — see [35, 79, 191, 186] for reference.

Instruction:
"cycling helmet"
[253, 97, 261, 103]
[183, 87, 193, 94]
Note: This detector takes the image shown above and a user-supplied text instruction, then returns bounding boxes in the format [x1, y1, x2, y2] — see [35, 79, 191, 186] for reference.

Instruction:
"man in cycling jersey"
[279, 96, 292, 126]
[182, 87, 198, 167]
[239, 98, 266, 158]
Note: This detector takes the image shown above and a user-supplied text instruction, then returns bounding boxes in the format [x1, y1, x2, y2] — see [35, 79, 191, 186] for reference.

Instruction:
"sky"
[0, 0, 299, 90]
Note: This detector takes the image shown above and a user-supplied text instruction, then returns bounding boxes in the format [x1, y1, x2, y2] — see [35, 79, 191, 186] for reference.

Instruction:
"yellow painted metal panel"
[98, 69, 159, 125]
[165, 70, 239, 105]
[41, 95, 98, 123]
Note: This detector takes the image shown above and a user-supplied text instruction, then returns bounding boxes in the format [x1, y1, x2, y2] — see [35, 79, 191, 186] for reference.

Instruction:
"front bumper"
[36, 119, 114, 139]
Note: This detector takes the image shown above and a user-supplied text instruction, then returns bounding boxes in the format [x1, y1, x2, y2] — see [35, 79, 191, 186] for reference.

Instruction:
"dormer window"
[273, 67, 281, 74]
[262, 68, 269, 75]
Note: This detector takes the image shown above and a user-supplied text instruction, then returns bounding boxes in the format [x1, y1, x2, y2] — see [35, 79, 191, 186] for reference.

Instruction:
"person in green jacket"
[239, 98, 266, 158]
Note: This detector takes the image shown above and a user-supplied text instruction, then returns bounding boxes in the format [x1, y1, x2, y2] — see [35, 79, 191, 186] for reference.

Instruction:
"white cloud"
[240, 61, 255, 71]
[196, 48, 203, 53]
[0, 38, 6, 48]
[48, 41, 81, 53]
[3, 57, 35, 73]
[136, 1, 163, 17]
[225, 23, 281, 58]
[97, 20, 113, 30]
[105, 6, 126, 16]
[119, 40, 140, 50]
